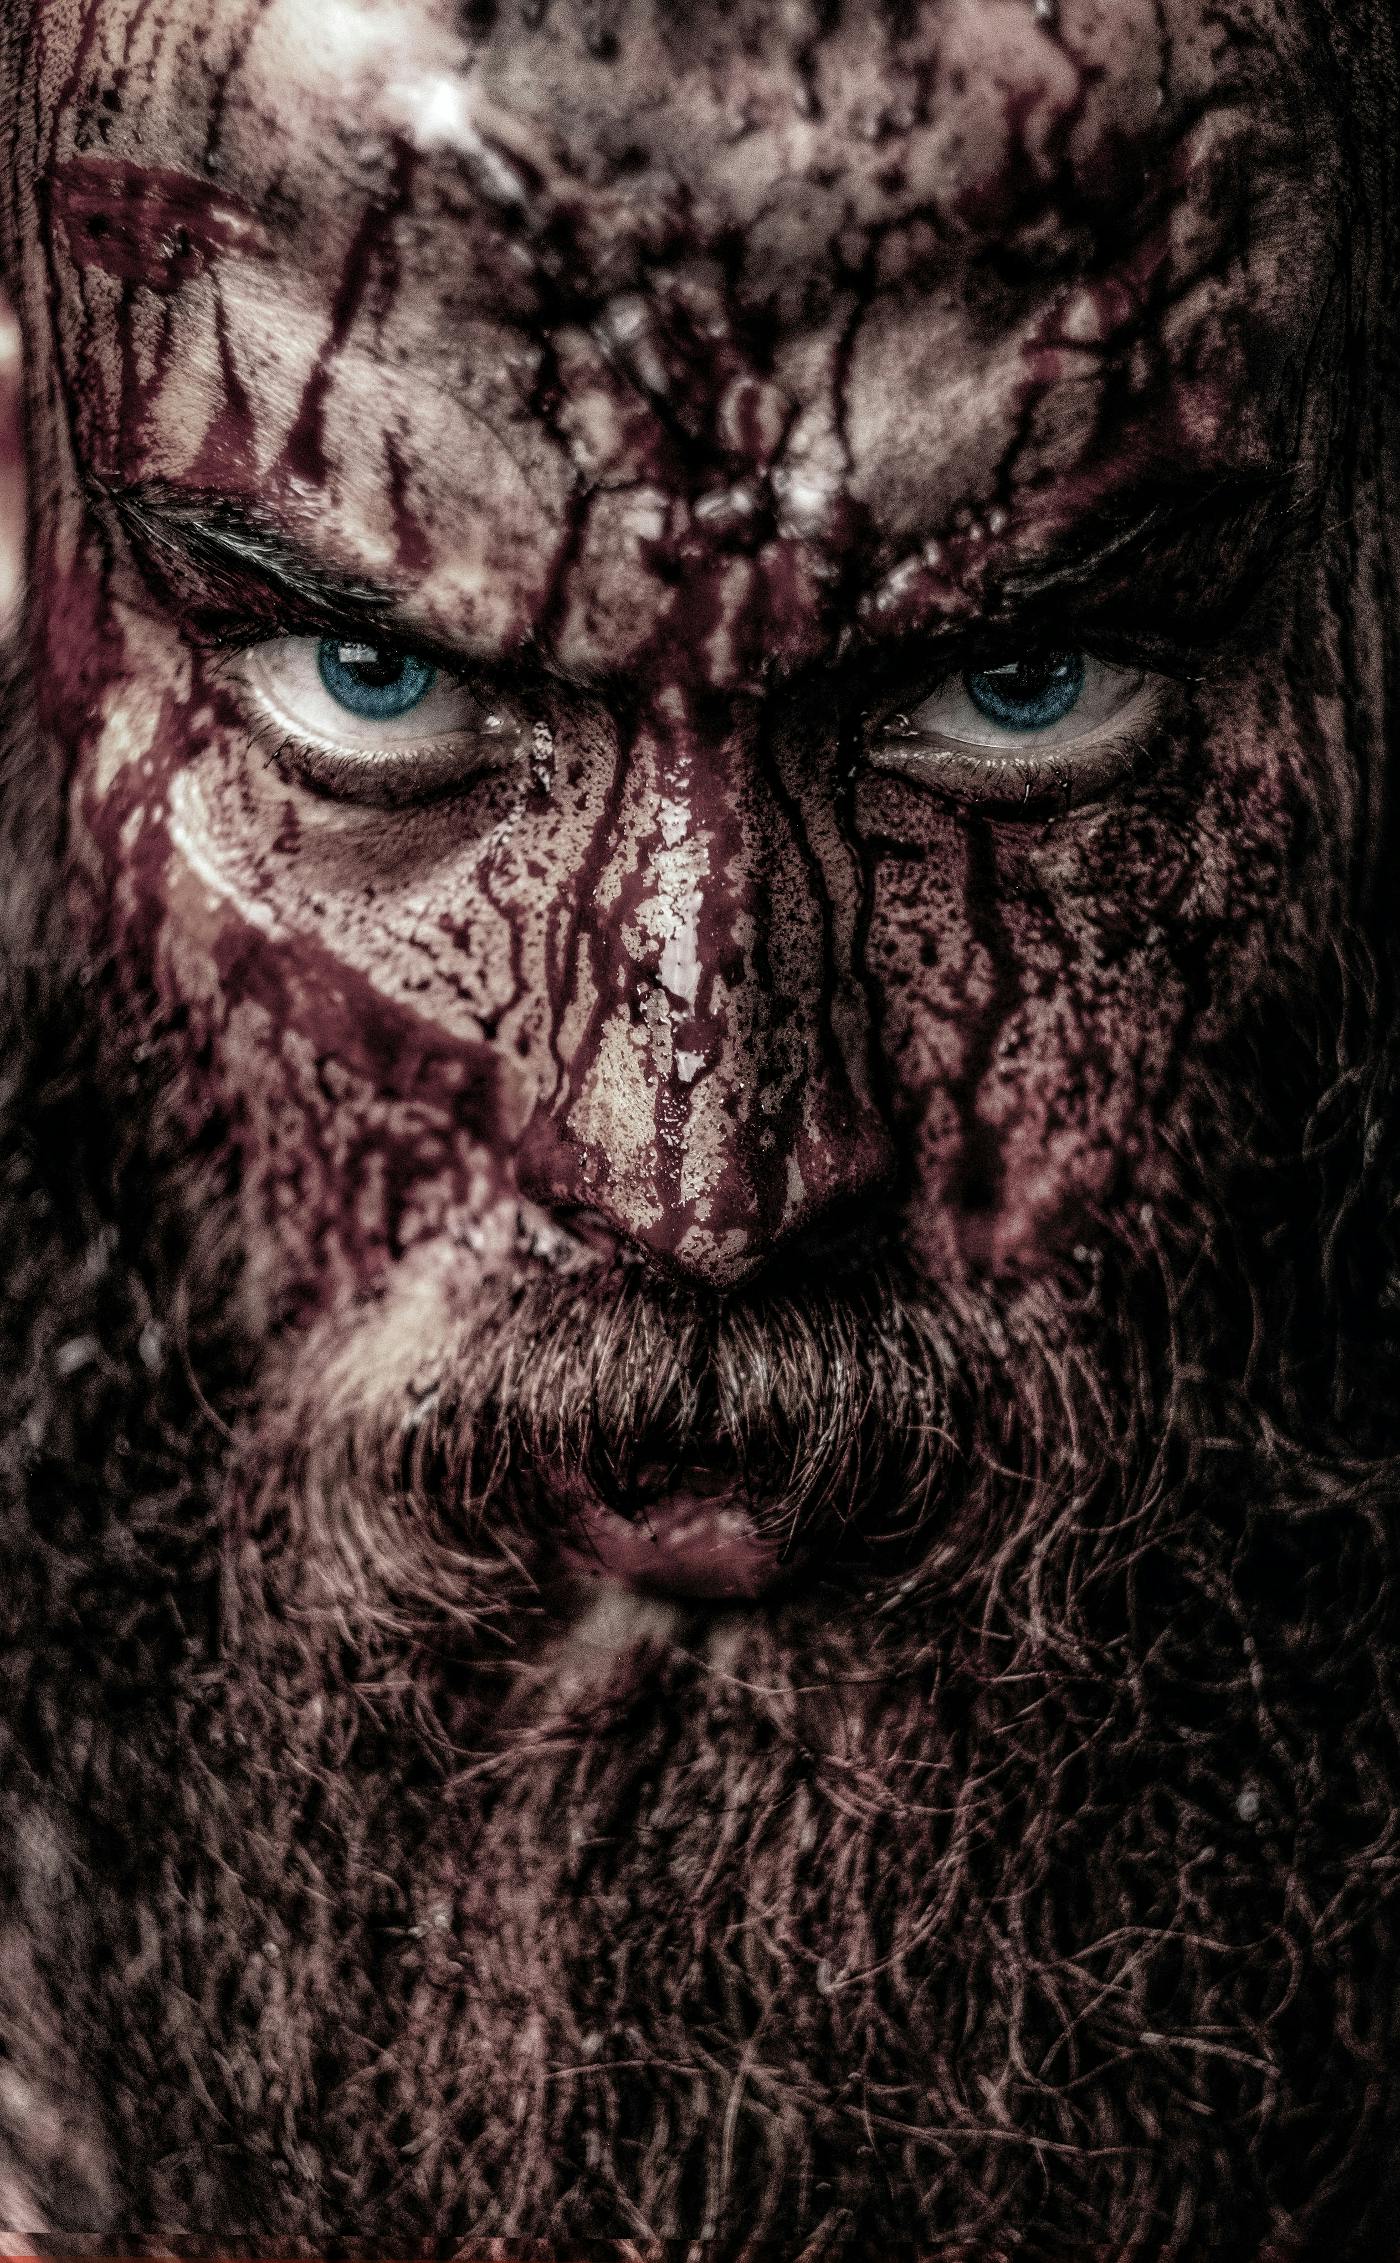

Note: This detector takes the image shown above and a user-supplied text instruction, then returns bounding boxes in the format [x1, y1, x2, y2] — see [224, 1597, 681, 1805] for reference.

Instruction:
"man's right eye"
[232, 635, 524, 808]
[317, 639, 440, 722]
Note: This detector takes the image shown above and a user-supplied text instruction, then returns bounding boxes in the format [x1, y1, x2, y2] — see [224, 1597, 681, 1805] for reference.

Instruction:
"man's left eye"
[870, 650, 1165, 811]
[961, 653, 1089, 733]
[232, 635, 522, 807]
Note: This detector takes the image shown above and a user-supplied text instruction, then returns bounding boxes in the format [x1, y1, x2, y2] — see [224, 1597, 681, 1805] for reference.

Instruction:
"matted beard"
[245, 1227, 1157, 1655]
[2, 663, 1400, 2258]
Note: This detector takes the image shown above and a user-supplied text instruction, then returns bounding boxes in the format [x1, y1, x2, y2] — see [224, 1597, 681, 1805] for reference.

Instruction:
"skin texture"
[2, 0, 1400, 2253]
[23, 0, 1357, 1333]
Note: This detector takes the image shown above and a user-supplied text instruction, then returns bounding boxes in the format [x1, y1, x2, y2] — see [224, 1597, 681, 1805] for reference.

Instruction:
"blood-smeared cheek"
[51, 624, 539, 1316]
[855, 712, 1295, 1279]
[860, 815, 1164, 1273]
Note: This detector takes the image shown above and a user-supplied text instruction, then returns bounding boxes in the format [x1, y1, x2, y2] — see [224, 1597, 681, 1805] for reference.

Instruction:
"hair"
[0, 629, 1399, 2251]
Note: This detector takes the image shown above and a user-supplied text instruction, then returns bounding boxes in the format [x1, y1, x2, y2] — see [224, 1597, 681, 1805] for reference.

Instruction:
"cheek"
[74, 804, 528, 1316]
[50, 617, 631, 1310]
[860, 693, 1301, 1275]
[864, 804, 1188, 1272]
[46, 646, 517, 1312]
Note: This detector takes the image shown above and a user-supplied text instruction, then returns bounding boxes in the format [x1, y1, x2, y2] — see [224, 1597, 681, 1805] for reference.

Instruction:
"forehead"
[44, 0, 1314, 202]
[32, 0, 1336, 681]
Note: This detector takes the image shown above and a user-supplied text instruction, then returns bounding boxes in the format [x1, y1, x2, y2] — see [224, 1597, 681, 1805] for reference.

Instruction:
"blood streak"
[48, 157, 267, 292]
[278, 152, 414, 491]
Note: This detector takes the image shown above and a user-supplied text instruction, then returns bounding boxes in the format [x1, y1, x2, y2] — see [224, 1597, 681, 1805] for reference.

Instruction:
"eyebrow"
[974, 459, 1317, 655]
[1004, 463, 1309, 597]
[898, 456, 1320, 686]
[103, 481, 399, 633]
[100, 458, 1315, 681]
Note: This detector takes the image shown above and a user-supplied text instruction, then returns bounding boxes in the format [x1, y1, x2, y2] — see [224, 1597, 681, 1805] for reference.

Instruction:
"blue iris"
[965, 653, 1086, 732]
[317, 638, 437, 720]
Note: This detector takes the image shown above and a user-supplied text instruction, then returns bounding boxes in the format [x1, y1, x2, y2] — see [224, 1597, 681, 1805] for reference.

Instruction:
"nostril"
[541, 1184, 899, 1295]
[550, 1202, 642, 1265]
[516, 1090, 898, 1292]
[777, 1186, 899, 1277]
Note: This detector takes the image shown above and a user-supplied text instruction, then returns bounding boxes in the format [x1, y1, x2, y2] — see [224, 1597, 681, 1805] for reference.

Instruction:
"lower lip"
[562, 1488, 783, 1603]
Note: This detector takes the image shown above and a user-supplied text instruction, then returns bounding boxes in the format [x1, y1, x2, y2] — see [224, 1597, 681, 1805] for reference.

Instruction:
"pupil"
[318, 639, 437, 721]
[346, 649, 402, 690]
[965, 652, 1086, 732]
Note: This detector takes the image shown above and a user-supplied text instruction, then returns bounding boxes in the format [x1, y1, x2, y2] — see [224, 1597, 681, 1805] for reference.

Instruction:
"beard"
[2, 654, 1400, 2260]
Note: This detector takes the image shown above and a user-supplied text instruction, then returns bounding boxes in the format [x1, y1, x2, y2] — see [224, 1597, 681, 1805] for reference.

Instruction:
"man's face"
[7, 0, 1400, 2248]
[26, 0, 1348, 1571]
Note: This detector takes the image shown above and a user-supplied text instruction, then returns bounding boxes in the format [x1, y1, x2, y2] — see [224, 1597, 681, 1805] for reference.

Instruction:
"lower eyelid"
[868, 728, 1157, 813]
[258, 729, 511, 809]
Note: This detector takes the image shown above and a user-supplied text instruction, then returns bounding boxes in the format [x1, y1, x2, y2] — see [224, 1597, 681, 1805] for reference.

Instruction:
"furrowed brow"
[100, 461, 1315, 691]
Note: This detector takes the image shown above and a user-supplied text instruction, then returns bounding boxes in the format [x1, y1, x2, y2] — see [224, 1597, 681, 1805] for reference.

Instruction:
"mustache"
[244, 1241, 1158, 1645]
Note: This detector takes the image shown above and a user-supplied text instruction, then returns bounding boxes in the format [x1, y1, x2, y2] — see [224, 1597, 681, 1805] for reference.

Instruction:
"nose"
[516, 696, 895, 1289]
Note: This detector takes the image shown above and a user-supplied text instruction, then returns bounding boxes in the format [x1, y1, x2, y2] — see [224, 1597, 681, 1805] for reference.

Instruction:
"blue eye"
[317, 639, 437, 721]
[965, 653, 1087, 732]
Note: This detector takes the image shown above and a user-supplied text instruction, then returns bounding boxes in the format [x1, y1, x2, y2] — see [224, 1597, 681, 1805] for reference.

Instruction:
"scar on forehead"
[47, 157, 268, 293]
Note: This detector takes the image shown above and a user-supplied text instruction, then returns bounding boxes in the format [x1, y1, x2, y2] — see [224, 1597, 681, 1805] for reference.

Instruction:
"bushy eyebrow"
[999, 465, 1312, 607]
[101, 481, 398, 633]
[934, 460, 1322, 678]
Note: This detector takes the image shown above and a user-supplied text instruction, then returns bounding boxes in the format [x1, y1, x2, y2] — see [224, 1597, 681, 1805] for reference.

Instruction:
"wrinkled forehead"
[22, 0, 1342, 684]
[39, 0, 1322, 307]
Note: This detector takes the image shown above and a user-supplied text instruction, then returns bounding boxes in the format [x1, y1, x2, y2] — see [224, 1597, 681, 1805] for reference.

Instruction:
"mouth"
[559, 1460, 786, 1603]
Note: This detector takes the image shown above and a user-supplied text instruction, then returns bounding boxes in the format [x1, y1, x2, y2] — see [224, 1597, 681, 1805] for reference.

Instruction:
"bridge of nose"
[515, 700, 894, 1287]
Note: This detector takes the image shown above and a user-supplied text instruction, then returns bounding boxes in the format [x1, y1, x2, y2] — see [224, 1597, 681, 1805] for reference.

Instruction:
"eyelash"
[869, 627, 1201, 716]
